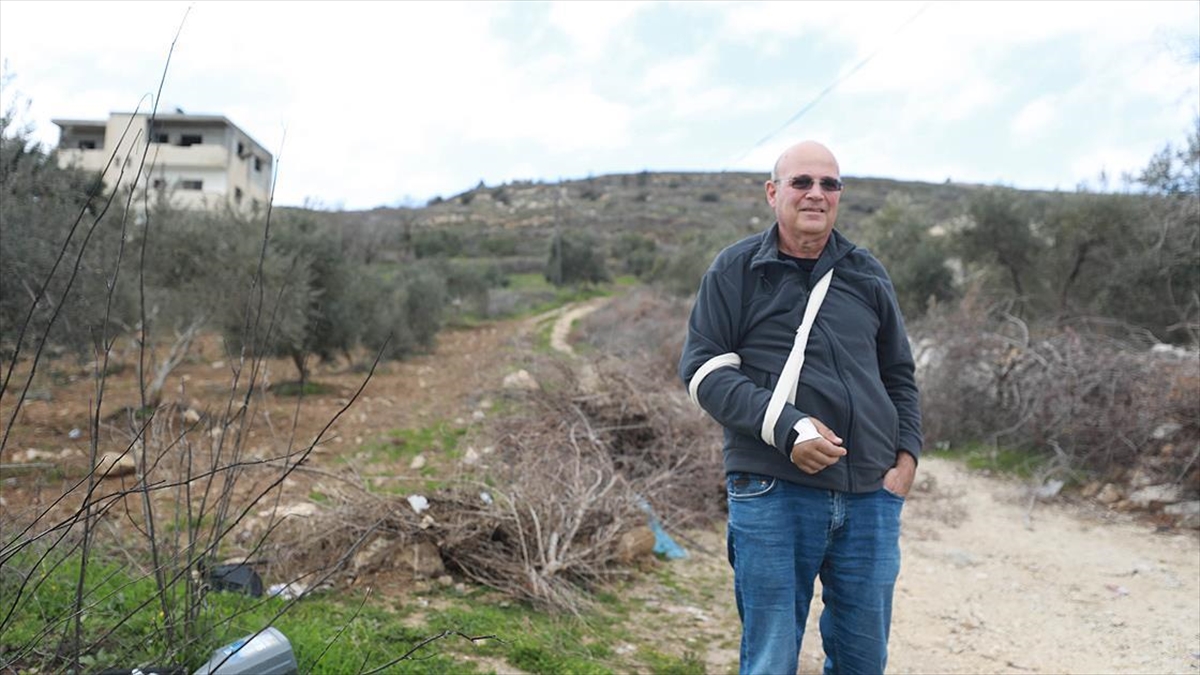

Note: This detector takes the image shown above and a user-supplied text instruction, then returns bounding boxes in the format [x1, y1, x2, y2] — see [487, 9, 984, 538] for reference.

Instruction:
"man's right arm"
[679, 268, 815, 458]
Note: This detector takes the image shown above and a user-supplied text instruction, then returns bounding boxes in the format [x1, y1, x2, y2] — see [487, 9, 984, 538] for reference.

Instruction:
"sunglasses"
[777, 175, 844, 192]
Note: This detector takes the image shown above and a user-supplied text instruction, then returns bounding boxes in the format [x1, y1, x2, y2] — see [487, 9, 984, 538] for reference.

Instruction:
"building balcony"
[57, 143, 232, 174]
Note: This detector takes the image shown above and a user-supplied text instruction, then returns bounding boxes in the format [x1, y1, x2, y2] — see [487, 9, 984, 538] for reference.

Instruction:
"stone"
[502, 369, 539, 391]
[403, 540, 445, 579]
[1152, 422, 1182, 440]
[261, 502, 319, 519]
[616, 526, 656, 564]
[96, 452, 137, 478]
[1164, 501, 1200, 529]
[1096, 484, 1123, 505]
[1128, 484, 1182, 508]
[409, 454, 427, 470]
[183, 409, 202, 424]
[18, 448, 59, 462]
[353, 536, 398, 575]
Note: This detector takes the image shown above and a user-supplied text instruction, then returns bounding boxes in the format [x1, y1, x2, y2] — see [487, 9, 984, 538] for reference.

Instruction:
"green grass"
[354, 422, 467, 465]
[424, 596, 618, 674]
[271, 380, 338, 397]
[505, 273, 614, 318]
[936, 441, 1048, 479]
[2, 542, 712, 675]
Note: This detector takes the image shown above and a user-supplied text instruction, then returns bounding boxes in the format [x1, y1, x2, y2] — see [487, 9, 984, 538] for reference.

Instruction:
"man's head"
[765, 141, 842, 257]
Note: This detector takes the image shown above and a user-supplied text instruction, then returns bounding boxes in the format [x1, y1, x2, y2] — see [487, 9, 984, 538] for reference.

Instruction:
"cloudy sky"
[1, 0, 1197, 210]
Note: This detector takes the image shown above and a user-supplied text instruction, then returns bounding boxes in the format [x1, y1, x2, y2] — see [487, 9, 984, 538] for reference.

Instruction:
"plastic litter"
[193, 627, 298, 675]
[266, 582, 306, 600]
[92, 662, 184, 667]
[407, 494, 430, 513]
[637, 498, 687, 560]
[206, 563, 263, 597]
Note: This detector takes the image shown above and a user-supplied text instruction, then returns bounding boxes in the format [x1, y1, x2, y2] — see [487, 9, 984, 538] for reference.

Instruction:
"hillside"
[289, 171, 1055, 259]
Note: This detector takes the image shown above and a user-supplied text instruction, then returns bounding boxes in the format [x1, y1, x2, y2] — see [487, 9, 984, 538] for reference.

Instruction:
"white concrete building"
[52, 112, 274, 213]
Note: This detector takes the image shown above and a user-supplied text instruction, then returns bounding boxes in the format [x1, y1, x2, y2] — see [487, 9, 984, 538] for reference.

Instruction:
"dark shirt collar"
[751, 223, 856, 278]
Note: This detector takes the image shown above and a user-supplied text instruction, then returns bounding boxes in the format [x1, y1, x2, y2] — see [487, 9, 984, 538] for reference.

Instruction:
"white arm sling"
[760, 269, 833, 446]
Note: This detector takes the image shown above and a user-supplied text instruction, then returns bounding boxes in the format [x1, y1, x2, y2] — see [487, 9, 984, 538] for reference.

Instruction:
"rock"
[183, 409, 202, 424]
[616, 526, 656, 564]
[1079, 481, 1102, 498]
[1128, 484, 1182, 508]
[437, 575, 454, 587]
[402, 540, 445, 579]
[1152, 422, 1182, 440]
[1164, 501, 1200, 529]
[96, 452, 137, 478]
[409, 454, 427, 470]
[1127, 469, 1155, 489]
[18, 448, 59, 462]
[578, 364, 602, 395]
[502, 369, 539, 391]
[1096, 484, 1123, 505]
[1034, 479, 1065, 500]
[353, 536, 398, 575]
[265, 502, 319, 519]
[462, 447, 480, 465]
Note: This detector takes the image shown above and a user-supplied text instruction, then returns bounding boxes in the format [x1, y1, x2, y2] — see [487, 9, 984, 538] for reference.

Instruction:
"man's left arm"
[875, 275, 923, 497]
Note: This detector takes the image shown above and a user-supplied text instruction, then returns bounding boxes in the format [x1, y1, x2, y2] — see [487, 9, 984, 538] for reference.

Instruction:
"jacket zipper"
[818, 322, 856, 492]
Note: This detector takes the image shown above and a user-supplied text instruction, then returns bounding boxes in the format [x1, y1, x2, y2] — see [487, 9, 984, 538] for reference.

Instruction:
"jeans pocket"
[880, 485, 907, 501]
[726, 472, 776, 500]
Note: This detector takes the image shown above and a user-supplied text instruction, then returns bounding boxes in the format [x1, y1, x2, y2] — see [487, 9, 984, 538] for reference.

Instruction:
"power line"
[729, 2, 933, 168]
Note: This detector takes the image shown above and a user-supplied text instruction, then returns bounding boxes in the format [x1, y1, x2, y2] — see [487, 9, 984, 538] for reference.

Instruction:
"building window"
[234, 187, 244, 203]
[180, 180, 203, 190]
[254, 157, 263, 172]
[152, 178, 167, 189]
[179, 134, 202, 147]
[154, 133, 169, 143]
[78, 140, 97, 149]
[236, 141, 246, 157]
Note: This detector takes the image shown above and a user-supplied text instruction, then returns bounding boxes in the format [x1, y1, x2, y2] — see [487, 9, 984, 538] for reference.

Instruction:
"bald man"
[679, 141, 922, 674]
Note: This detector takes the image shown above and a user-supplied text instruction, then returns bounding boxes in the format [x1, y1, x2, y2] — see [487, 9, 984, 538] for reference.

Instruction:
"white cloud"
[1011, 95, 1060, 140]
[546, 1, 647, 60]
[1, 0, 1196, 208]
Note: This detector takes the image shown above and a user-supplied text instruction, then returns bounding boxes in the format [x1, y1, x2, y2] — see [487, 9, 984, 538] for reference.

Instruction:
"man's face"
[766, 150, 842, 243]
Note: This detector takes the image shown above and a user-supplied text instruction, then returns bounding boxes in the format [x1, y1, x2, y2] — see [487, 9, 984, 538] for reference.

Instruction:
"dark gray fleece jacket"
[679, 225, 922, 493]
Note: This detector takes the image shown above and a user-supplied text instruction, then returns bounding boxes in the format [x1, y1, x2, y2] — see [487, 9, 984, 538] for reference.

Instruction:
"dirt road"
[628, 456, 1200, 675]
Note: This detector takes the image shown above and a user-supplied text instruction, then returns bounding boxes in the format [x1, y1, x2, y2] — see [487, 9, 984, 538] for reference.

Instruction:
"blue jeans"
[726, 472, 904, 675]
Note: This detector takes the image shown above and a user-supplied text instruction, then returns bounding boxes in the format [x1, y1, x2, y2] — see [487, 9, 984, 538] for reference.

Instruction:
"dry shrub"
[254, 292, 728, 613]
[437, 414, 641, 613]
[573, 359, 726, 529]
[915, 300, 1200, 493]
[577, 288, 726, 525]
[255, 390, 649, 614]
